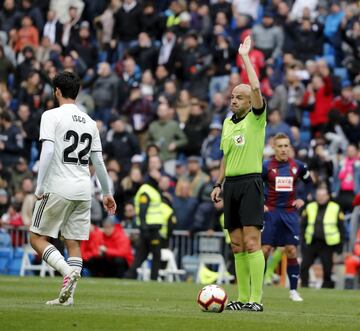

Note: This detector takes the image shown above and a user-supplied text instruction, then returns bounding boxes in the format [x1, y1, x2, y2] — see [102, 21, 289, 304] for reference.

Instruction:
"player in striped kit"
[262, 133, 312, 302]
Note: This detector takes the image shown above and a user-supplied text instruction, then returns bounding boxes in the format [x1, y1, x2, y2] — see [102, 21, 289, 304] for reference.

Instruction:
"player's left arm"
[238, 36, 264, 111]
[292, 162, 313, 209]
[35, 140, 55, 199]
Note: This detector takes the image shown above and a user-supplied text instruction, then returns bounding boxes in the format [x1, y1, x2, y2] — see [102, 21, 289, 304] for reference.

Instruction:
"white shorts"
[30, 193, 91, 240]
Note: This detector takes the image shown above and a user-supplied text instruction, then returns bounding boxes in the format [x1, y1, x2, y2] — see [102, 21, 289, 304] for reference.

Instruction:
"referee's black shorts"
[223, 173, 264, 231]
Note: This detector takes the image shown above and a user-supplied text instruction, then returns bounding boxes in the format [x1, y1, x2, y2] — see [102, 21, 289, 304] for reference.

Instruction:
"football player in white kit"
[29, 71, 116, 305]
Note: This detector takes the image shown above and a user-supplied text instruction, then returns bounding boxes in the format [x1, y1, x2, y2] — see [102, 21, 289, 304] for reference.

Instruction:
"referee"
[211, 36, 266, 312]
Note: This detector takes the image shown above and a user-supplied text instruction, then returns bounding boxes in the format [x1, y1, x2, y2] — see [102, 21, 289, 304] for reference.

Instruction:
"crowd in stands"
[0, 0, 360, 276]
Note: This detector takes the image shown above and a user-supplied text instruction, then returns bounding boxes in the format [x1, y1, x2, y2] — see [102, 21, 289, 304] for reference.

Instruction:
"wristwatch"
[213, 183, 222, 190]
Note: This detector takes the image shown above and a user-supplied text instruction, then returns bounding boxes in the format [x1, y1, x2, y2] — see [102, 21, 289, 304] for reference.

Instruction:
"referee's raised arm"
[238, 36, 264, 110]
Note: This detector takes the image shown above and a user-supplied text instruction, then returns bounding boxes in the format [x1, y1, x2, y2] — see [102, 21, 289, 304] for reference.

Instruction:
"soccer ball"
[197, 285, 228, 313]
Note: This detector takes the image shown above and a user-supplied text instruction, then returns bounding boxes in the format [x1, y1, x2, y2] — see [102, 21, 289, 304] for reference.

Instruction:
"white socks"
[42, 245, 72, 277]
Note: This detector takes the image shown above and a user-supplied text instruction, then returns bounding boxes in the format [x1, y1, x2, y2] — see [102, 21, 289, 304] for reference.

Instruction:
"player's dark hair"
[52, 71, 80, 100]
[274, 132, 290, 141]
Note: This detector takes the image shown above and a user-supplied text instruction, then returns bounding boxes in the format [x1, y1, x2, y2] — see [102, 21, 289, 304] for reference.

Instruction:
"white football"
[197, 285, 228, 313]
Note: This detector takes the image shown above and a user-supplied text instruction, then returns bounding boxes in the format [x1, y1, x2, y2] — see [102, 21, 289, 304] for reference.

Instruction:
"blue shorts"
[261, 210, 300, 246]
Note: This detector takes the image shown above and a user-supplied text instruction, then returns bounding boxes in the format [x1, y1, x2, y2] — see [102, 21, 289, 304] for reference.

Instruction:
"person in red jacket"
[302, 61, 334, 136]
[101, 219, 134, 277]
[80, 224, 104, 266]
[344, 228, 360, 289]
[81, 219, 133, 277]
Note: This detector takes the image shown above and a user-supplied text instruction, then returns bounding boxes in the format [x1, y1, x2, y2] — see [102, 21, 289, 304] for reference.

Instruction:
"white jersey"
[39, 104, 102, 200]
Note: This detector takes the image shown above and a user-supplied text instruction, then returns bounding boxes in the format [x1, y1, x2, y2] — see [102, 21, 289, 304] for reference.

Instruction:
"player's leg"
[50, 200, 91, 304]
[281, 211, 302, 300]
[285, 245, 303, 301]
[264, 248, 283, 285]
[29, 194, 73, 277]
[261, 211, 275, 285]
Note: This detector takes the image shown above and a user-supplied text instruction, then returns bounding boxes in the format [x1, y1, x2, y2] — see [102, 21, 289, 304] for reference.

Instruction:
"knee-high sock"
[287, 257, 300, 291]
[42, 245, 72, 277]
[248, 250, 265, 303]
[264, 248, 282, 282]
[67, 257, 83, 297]
[234, 252, 250, 302]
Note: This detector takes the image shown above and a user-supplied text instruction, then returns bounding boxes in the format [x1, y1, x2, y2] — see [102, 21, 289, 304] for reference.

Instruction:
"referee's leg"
[243, 225, 265, 304]
[229, 229, 249, 303]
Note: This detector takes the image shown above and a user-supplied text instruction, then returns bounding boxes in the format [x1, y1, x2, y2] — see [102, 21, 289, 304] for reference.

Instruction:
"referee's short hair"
[273, 132, 290, 141]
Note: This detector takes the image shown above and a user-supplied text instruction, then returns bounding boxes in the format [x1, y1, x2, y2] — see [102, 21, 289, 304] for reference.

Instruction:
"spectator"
[181, 98, 209, 157]
[334, 144, 360, 214]
[14, 15, 39, 53]
[61, 5, 81, 48]
[0, 189, 10, 217]
[9, 156, 32, 194]
[104, 115, 140, 174]
[301, 61, 334, 136]
[116, 56, 141, 108]
[180, 31, 212, 101]
[342, 110, 360, 146]
[43, 10, 63, 45]
[265, 109, 294, 144]
[181, 156, 209, 198]
[252, 11, 284, 60]
[90, 62, 119, 126]
[128, 32, 159, 72]
[0, 45, 14, 85]
[20, 0, 44, 33]
[331, 82, 357, 116]
[17, 71, 44, 112]
[201, 122, 223, 169]
[68, 21, 98, 69]
[99, 218, 134, 278]
[209, 32, 236, 97]
[112, 0, 143, 60]
[173, 178, 197, 230]
[157, 27, 180, 75]
[17, 103, 40, 162]
[0, 0, 22, 33]
[0, 111, 23, 168]
[147, 102, 188, 176]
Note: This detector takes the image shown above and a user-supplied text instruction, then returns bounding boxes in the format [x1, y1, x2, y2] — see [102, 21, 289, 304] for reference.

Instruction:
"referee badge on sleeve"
[233, 134, 245, 147]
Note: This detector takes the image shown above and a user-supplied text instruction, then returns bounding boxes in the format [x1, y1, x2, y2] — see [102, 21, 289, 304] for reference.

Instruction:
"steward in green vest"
[124, 170, 165, 281]
[300, 186, 345, 288]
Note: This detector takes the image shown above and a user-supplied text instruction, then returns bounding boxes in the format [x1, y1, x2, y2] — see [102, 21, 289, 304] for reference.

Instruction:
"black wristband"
[213, 183, 221, 190]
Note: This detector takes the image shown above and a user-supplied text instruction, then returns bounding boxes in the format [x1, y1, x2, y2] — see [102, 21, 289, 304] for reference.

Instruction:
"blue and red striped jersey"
[262, 156, 312, 211]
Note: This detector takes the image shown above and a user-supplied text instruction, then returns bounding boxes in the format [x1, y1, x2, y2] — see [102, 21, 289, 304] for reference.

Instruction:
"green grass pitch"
[0, 276, 359, 331]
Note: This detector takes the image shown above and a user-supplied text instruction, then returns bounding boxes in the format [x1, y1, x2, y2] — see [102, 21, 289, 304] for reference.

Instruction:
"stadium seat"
[334, 67, 349, 83]
[137, 249, 186, 282]
[20, 245, 55, 277]
[8, 248, 24, 275]
[195, 236, 234, 285]
[0, 247, 13, 275]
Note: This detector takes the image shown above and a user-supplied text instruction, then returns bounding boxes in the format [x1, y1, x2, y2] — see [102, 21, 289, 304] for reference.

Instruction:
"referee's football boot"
[225, 301, 245, 310]
[58, 269, 81, 303]
[241, 302, 264, 312]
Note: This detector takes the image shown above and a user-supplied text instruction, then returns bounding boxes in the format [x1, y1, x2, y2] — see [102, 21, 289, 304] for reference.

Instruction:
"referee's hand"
[211, 187, 222, 203]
